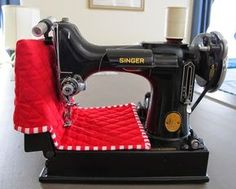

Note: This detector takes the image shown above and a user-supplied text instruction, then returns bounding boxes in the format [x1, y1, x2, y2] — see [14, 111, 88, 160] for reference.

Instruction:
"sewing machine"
[14, 16, 227, 183]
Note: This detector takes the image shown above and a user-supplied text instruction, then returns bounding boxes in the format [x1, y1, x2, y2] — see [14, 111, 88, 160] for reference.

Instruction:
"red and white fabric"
[14, 39, 151, 151]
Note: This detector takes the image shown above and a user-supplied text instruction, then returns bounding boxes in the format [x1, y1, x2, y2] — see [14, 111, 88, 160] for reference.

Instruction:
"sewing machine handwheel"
[191, 31, 228, 92]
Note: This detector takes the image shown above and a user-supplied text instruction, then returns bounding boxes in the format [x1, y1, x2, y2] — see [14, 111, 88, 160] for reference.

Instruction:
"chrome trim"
[52, 23, 61, 81]
[180, 61, 195, 103]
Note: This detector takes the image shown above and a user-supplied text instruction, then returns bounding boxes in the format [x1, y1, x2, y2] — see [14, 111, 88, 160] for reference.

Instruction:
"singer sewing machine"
[14, 16, 227, 183]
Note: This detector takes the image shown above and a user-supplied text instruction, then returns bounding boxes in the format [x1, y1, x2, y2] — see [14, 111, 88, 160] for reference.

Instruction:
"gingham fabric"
[14, 40, 151, 151]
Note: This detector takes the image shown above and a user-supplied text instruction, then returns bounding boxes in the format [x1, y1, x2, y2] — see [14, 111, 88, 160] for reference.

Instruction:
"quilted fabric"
[14, 40, 65, 139]
[54, 103, 150, 150]
[14, 39, 151, 151]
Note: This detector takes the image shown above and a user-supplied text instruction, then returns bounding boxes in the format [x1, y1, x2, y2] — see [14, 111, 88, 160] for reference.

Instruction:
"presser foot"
[39, 143, 209, 183]
[63, 101, 80, 127]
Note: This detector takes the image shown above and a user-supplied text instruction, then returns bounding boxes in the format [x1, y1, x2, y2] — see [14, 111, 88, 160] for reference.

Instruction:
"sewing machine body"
[20, 18, 228, 183]
[57, 21, 195, 144]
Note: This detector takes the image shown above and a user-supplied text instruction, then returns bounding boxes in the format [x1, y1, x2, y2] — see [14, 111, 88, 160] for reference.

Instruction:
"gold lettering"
[119, 58, 145, 64]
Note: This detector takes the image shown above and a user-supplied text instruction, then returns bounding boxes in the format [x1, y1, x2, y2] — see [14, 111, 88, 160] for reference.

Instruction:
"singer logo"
[119, 58, 145, 64]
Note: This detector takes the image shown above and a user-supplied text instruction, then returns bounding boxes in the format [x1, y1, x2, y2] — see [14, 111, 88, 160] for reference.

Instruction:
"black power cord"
[191, 82, 212, 112]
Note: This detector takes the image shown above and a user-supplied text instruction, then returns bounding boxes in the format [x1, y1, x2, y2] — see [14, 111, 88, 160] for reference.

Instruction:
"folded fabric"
[14, 40, 65, 140]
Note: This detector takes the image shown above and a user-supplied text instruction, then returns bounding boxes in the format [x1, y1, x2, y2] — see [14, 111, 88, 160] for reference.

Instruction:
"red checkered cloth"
[14, 39, 151, 151]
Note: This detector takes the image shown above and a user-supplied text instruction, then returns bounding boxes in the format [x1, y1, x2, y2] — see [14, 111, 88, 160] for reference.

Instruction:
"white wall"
[21, 0, 193, 45]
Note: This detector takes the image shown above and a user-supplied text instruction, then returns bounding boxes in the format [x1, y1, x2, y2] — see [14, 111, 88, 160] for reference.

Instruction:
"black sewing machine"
[19, 16, 227, 183]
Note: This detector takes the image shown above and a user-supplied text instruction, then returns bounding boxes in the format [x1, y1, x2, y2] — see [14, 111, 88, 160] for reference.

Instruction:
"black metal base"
[39, 167, 209, 183]
[39, 147, 209, 184]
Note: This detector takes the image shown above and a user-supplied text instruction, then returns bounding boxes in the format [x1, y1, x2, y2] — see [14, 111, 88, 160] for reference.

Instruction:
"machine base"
[39, 147, 209, 184]
[39, 167, 209, 183]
